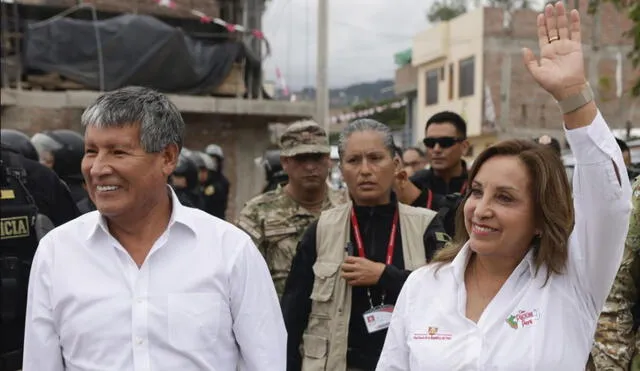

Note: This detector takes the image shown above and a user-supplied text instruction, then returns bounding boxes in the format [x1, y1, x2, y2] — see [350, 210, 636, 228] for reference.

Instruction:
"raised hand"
[523, 2, 587, 101]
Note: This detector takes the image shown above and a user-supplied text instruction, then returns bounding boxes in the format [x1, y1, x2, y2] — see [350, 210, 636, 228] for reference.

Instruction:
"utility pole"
[244, 0, 263, 99]
[316, 0, 330, 134]
[499, 7, 513, 138]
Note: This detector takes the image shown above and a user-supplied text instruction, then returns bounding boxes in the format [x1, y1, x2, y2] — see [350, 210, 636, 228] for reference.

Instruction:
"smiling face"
[463, 155, 538, 259]
[81, 124, 178, 219]
[340, 130, 398, 206]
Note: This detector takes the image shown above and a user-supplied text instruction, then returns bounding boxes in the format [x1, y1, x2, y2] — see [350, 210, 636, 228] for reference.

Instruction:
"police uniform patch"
[1, 189, 15, 199]
[1, 216, 30, 239]
[204, 185, 215, 196]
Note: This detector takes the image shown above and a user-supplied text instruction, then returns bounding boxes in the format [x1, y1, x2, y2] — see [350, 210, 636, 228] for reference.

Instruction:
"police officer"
[30, 129, 88, 203]
[261, 149, 288, 193]
[170, 149, 205, 209]
[203, 144, 230, 219]
[0, 130, 39, 162]
[0, 144, 80, 371]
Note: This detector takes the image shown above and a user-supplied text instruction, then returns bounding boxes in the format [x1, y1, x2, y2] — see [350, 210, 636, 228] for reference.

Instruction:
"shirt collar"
[85, 185, 196, 241]
[450, 242, 537, 284]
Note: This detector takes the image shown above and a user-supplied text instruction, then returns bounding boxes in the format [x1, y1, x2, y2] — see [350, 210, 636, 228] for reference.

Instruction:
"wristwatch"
[557, 83, 594, 114]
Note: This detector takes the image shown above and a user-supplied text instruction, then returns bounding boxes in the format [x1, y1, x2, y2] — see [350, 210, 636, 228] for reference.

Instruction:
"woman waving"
[376, 2, 633, 370]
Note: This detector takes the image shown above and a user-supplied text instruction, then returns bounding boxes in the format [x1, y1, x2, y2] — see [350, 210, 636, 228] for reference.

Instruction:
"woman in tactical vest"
[280, 119, 450, 371]
[376, 3, 633, 370]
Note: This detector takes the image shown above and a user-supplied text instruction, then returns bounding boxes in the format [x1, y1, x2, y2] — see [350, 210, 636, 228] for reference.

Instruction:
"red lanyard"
[350, 207, 399, 265]
[426, 189, 433, 209]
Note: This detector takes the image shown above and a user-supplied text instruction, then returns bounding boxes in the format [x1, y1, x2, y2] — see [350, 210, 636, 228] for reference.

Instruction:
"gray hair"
[337, 118, 396, 160]
[81, 86, 185, 153]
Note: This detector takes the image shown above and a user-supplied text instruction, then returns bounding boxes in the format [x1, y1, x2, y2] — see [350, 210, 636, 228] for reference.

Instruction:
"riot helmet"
[172, 149, 199, 191]
[261, 149, 288, 192]
[205, 144, 224, 172]
[31, 129, 84, 181]
[194, 151, 214, 184]
[0, 129, 39, 161]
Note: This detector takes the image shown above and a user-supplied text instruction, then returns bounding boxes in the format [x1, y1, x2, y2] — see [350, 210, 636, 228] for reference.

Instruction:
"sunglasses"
[423, 137, 464, 149]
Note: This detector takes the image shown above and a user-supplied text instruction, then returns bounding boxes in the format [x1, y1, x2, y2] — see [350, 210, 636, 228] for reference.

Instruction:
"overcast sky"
[261, 0, 548, 91]
[261, 0, 431, 91]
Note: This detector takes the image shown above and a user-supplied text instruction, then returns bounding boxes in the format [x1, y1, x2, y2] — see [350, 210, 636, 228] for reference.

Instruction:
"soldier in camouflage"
[590, 175, 640, 371]
[236, 120, 345, 298]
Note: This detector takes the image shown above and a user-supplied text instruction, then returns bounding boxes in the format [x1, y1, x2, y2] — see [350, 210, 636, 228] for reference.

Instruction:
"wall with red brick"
[482, 1, 639, 139]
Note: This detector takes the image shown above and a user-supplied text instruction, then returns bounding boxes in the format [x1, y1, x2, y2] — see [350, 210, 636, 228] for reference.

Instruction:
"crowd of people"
[1, 2, 638, 371]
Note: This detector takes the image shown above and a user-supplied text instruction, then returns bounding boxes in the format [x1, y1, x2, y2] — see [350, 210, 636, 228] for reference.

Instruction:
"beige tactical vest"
[300, 202, 437, 371]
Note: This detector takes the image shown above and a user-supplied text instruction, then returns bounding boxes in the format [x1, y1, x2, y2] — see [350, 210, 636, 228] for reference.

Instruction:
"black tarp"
[23, 14, 261, 95]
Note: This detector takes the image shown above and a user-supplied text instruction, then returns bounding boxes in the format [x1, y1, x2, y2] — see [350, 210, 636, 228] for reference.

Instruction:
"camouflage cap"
[279, 120, 330, 157]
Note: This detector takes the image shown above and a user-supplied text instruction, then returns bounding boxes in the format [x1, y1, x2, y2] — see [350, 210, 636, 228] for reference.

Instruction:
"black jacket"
[410, 160, 469, 196]
[202, 171, 229, 219]
[1, 147, 80, 227]
[281, 199, 449, 371]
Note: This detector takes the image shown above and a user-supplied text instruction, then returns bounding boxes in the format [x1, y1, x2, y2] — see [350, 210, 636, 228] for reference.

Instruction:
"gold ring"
[548, 36, 560, 43]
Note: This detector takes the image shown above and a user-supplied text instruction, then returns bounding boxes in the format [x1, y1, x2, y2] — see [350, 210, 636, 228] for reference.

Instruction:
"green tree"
[427, 0, 468, 22]
[590, 0, 640, 96]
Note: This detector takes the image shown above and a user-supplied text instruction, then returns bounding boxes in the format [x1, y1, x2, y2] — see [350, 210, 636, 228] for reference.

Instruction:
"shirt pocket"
[309, 261, 341, 319]
[167, 293, 221, 351]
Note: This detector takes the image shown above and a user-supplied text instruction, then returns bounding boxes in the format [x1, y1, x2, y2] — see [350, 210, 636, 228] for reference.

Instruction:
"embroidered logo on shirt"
[412, 326, 453, 340]
[506, 309, 540, 329]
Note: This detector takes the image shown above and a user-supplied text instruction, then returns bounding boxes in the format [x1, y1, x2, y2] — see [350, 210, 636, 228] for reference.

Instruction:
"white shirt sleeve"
[231, 236, 287, 371]
[564, 111, 633, 313]
[375, 268, 415, 371]
[22, 236, 64, 371]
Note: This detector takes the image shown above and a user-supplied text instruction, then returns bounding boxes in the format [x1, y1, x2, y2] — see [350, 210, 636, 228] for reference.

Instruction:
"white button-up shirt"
[23, 189, 287, 371]
[376, 112, 633, 371]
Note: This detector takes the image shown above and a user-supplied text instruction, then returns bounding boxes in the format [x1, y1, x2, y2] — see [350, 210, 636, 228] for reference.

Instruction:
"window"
[426, 69, 438, 105]
[448, 63, 454, 100]
[459, 57, 475, 97]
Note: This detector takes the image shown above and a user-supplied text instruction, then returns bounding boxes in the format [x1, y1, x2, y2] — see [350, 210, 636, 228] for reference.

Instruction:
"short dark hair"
[425, 111, 467, 139]
[393, 144, 404, 160]
[403, 146, 425, 158]
[616, 138, 630, 153]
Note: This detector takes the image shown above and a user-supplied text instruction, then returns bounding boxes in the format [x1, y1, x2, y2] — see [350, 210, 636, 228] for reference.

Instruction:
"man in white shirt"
[22, 86, 287, 371]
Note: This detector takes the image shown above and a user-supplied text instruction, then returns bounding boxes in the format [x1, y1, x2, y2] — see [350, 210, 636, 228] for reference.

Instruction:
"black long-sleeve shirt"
[281, 200, 449, 371]
[410, 160, 469, 196]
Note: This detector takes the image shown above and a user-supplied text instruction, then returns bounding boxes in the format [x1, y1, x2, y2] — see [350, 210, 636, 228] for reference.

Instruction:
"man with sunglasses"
[410, 111, 470, 199]
[236, 120, 345, 299]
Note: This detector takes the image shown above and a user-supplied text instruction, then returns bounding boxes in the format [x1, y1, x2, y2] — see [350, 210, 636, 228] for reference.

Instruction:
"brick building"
[398, 0, 639, 157]
[0, 0, 315, 220]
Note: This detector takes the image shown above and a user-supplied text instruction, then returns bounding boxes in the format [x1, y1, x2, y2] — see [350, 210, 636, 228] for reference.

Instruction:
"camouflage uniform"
[236, 120, 346, 298]
[237, 186, 345, 298]
[591, 176, 640, 370]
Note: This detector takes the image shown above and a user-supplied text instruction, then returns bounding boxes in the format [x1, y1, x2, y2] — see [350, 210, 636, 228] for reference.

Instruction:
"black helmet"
[0, 129, 39, 161]
[173, 150, 199, 190]
[31, 129, 85, 181]
[263, 149, 285, 180]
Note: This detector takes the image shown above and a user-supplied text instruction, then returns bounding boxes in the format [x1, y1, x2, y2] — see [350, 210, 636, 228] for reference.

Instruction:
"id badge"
[362, 304, 394, 333]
